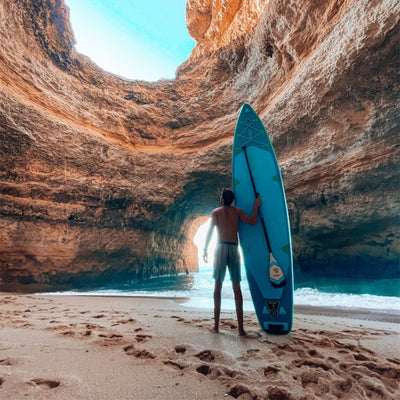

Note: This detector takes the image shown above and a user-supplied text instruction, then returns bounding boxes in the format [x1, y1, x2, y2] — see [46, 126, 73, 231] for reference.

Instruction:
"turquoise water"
[45, 264, 400, 312]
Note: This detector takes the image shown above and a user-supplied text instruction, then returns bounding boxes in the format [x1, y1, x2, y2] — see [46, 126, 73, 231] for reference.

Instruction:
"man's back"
[212, 206, 240, 243]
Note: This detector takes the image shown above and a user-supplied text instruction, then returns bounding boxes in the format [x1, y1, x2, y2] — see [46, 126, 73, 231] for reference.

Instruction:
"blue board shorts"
[213, 242, 241, 283]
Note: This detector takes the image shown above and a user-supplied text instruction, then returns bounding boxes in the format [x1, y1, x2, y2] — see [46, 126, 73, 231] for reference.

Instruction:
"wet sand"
[0, 293, 399, 399]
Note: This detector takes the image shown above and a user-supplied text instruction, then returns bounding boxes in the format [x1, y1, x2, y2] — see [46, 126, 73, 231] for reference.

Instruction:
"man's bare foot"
[210, 326, 219, 333]
[239, 329, 247, 336]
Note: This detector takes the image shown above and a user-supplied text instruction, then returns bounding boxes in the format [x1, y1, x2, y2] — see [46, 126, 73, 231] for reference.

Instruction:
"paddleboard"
[232, 104, 293, 334]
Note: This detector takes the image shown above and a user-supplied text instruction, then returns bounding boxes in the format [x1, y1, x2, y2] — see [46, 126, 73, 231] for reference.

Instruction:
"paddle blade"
[269, 253, 286, 288]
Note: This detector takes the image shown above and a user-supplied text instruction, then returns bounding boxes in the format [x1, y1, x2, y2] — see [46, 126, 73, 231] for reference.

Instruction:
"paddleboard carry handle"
[242, 146, 286, 289]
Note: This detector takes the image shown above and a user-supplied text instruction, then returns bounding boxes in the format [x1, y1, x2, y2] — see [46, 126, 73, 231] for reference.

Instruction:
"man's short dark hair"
[222, 189, 235, 206]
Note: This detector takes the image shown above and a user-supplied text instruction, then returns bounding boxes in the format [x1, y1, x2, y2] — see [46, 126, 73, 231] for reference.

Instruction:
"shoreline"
[32, 292, 400, 324]
[1, 293, 399, 399]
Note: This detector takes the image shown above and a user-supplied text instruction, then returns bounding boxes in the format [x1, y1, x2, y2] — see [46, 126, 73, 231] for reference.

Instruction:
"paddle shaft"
[242, 146, 272, 253]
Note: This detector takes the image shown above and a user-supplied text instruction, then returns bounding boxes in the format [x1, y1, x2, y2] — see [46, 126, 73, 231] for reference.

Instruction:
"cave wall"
[0, 0, 399, 291]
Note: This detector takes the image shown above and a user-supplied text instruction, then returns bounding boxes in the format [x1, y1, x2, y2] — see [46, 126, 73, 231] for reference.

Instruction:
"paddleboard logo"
[266, 300, 280, 318]
[269, 257, 286, 288]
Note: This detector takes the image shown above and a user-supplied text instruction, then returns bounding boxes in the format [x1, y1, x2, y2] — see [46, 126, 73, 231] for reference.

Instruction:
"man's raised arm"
[239, 196, 261, 225]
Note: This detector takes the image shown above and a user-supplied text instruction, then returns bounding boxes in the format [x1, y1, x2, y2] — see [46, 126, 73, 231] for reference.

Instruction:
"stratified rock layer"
[0, 0, 399, 291]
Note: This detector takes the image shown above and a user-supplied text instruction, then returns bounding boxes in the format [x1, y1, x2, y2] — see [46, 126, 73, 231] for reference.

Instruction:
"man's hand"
[203, 249, 208, 263]
[255, 195, 261, 208]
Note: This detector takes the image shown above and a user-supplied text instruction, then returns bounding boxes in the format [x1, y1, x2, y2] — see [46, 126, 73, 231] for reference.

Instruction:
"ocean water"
[44, 264, 400, 313]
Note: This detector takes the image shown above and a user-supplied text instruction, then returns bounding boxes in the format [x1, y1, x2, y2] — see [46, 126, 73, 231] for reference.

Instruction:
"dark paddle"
[242, 146, 286, 288]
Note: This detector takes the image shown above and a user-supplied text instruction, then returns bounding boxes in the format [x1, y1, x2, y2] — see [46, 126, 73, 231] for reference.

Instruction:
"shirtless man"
[203, 189, 260, 336]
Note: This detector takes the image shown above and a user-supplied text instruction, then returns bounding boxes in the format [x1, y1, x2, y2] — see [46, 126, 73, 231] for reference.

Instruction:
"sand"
[0, 293, 399, 400]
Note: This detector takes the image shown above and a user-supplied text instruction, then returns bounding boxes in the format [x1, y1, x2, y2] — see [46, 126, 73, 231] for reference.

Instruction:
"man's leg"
[213, 280, 222, 333]
[232, 282, 246, 336]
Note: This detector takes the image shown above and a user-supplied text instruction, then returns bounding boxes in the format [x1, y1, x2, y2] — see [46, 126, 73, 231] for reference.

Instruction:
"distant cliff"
[0, 0, 399, 291]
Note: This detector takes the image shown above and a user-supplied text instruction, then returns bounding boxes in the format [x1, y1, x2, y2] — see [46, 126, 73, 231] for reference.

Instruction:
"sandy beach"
[0, 293, 399, 400]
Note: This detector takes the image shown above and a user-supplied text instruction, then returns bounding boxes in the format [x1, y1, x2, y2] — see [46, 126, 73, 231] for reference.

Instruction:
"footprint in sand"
[308, 349, 324, 358]
[171, 315, 186, 322]
[238, 348, 262, 361]
[0, 358, 16, 366]
[263, 366, 280, 376]
[98, 333, 123, 339]
[221, 320, 237, 330]
[387, 358, 400, 365]
[353, 352, 371, 361]
[328, 356, 340, 364]
[163, 360, 187, 370]
[226, 384, 256, 399]
[123, 344, 156, 359]
[84, 323, 98, 330]
[135, 333, 152, 342]
[123, 344, 135, 355]
[196, 364, 211, 376]
[174, 345, 186, 354]
[60, 330, 75, 336]
[30, 378, 60, 389]
[113, 318, 136, 326]
[196, 364, 239, 380]
[292, 359, 331, 371]
[266, 387, 293, 400]
[299, 369, 319, 388]
[132, 349, 156, 359]
[195, 350, 216, 362]
[94, 332, 125, 348]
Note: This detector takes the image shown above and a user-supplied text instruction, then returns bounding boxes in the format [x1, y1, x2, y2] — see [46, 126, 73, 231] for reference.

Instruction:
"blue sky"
[65, 0, 195, 81]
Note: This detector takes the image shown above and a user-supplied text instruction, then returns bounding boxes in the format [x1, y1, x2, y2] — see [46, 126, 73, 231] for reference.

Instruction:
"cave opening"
[192, 217, 216, 265]
[190, 216, 244, 267]
[65, 0, 195, 81]
[181, 215, 213, 272]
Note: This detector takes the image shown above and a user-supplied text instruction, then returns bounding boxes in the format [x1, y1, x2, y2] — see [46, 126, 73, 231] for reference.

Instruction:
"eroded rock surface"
[0, 0, 399, 291]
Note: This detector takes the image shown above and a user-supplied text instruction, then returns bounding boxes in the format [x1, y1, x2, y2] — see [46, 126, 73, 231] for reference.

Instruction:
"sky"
[65, 0, 195, 81]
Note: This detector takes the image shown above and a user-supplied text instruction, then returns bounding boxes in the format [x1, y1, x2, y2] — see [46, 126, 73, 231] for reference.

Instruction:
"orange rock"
[0, 0, 398, 291]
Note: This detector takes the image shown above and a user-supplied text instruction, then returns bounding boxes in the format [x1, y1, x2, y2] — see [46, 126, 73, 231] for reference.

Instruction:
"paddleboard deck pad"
[232, 104, 294, 334]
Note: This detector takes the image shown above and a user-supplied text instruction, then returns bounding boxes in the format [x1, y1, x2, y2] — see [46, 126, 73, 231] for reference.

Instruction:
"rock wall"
[0, 0, 399, 291]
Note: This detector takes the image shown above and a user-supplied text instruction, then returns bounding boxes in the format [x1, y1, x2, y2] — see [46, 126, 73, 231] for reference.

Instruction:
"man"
[203, 189, 260, 336]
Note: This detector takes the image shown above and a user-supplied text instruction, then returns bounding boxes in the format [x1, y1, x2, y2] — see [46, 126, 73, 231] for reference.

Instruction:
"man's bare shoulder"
[212, 207, 223, 215]
[214, 205, 239, 211]
[211, 207, 222, 223]
[234, 207, 247, 220]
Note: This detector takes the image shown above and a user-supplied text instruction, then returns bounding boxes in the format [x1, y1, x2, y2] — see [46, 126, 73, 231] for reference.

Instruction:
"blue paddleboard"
[232, 104, 293, 334]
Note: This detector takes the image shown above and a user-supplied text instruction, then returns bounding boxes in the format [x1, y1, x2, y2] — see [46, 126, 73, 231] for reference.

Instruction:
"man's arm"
[239, 196, 261, 225]
[203, 214, 216, 263]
